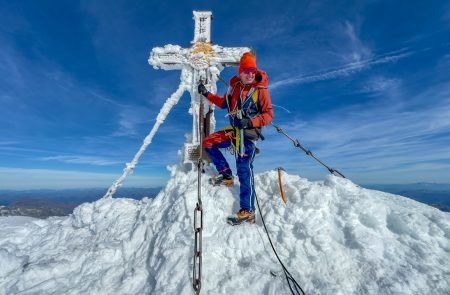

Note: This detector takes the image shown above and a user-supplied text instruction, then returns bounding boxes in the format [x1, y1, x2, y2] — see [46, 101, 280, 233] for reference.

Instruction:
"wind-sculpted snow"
[0, 167, 449, 294]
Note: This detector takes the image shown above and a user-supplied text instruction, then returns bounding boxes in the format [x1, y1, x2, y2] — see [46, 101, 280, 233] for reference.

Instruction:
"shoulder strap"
[252, 89, 260, 113]
[225, 84, 237, 113]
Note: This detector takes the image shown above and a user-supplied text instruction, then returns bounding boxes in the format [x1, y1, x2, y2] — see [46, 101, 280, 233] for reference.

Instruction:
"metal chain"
[193, 154, 203, 294]
[192, 198, 203, 294]
[272, 124, 346, 178]
[193, 78, 205, 294]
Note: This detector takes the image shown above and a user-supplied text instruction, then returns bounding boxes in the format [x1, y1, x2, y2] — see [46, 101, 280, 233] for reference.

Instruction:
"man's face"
[239, 68, 256, 84]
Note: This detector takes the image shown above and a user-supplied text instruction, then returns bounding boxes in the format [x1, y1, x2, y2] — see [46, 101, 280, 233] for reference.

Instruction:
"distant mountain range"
[0, 183, 449, 219]
[364, 183, 450, 212]
[365, 182, 450, 191]
[0, 187, 161, 218]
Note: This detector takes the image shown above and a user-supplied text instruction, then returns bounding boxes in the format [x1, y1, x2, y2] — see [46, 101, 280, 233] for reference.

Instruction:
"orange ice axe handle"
[277, 167, 287, 204]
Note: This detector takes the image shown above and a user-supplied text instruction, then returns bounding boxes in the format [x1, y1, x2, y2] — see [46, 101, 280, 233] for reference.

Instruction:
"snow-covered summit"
[0, 167, 449, 294]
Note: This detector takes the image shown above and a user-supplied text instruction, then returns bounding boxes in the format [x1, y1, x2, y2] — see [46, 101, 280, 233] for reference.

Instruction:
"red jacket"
[206, 70, 273, 128]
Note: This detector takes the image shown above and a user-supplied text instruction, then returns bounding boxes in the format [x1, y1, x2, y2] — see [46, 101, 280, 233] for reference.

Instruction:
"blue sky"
[1, 0, 450, 189]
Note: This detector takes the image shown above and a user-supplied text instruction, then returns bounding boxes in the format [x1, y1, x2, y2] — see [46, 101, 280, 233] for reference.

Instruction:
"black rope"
[272, 124, 346, 178]
[254, 174, 306, 295]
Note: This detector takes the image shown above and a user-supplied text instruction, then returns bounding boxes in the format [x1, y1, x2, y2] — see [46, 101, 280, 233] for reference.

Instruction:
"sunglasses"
[242, 68, 257, 74]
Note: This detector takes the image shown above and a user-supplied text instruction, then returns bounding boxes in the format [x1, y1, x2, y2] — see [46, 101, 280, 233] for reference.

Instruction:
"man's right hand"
[198, 84, 210, 97]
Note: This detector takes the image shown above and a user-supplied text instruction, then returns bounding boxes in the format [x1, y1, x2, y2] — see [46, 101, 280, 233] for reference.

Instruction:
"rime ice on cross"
[149, 11, 249, 168]
[103, 11, 248, 198]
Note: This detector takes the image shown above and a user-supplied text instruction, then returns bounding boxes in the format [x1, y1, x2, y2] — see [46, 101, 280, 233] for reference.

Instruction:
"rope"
[254, 173, 306, 295]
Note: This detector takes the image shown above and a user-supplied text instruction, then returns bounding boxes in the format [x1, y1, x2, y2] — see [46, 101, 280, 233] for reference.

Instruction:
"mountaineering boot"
[227, 209, 256, 225]
[209, 173, 234, 187]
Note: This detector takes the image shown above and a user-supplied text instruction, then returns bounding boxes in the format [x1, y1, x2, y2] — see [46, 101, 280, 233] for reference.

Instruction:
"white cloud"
[112, 105, 154, 137]
[88, 90, 126, 108]
[254, 83, 450, 184]
[360, 76, 402, 94]
[40, 155, 122, 166]
[0, 167, 167, 190]
[271, 49, 413, 90]
[0, 141, 21, 146]
[342, 21, 372, 63]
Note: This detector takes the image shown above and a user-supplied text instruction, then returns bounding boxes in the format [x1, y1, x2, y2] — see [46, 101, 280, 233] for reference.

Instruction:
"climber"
[198, 51, 273, 224]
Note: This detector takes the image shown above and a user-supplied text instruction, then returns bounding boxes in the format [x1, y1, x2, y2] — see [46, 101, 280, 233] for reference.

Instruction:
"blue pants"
[203, 131, 257, 211]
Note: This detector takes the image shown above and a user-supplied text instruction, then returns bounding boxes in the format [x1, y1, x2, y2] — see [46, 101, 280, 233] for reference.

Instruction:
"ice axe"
[277, 167, 288, 204]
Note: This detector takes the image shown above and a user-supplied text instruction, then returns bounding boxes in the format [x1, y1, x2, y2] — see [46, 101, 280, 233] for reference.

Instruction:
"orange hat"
[238, 52, 257, 74]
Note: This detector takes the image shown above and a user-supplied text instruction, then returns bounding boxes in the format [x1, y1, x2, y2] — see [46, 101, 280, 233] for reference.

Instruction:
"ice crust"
[0, 167, 449, 294]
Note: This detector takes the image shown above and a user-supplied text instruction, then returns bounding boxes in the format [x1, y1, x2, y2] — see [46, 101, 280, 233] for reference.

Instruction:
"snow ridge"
[0, 167, 449, 294]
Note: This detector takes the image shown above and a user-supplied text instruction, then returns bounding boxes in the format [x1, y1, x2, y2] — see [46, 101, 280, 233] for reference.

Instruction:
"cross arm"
[210, 45, 251, 67]
[149, 45, 190, 70]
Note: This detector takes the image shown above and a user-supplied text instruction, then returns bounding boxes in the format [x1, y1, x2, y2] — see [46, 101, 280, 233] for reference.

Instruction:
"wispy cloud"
[444, 54, 450, 64]
[0, 167, 167, 189]
[0, 141, 21, 146]
[112, 105, 156, 137]
[40, 155, 122, 166]
[341, 21, 372, 63]
[271, 49, 413, 90]
[0, 47, 24, 88]
[255, 82, 450, 183]
[359, 76, 402, 95]
[88, 90, 126, 108]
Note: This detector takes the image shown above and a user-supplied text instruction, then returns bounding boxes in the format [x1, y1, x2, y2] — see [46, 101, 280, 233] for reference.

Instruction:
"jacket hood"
[229, 69, 269, 89]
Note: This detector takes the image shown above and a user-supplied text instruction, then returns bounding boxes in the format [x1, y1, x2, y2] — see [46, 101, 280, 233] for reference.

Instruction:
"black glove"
[236, 118, 253, 129]
[255, 73, 263, 83]
[198, 83, 209, 97]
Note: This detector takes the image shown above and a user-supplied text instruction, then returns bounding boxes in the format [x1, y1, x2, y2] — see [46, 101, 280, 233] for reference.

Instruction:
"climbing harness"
[272, 124, 346, 178]
[219, 75, 264, 156]
[192, 80, 205, 294]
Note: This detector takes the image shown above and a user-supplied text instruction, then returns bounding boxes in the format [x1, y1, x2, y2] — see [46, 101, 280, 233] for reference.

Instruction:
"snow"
[0, 166, 449, 294]
[193, 11, 212, 43]
[0, 216, 36, 227]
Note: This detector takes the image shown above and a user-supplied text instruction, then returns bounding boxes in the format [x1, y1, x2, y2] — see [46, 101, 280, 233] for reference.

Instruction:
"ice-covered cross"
[103, 11, 248, 198]
[149, 10, 249, 168]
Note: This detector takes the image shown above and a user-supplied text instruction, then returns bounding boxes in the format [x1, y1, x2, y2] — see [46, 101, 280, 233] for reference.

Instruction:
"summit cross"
[149, 10, 249, 168]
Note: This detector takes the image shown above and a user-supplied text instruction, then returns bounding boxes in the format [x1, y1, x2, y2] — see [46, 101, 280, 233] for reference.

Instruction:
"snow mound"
[0, 167, 449, 294]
